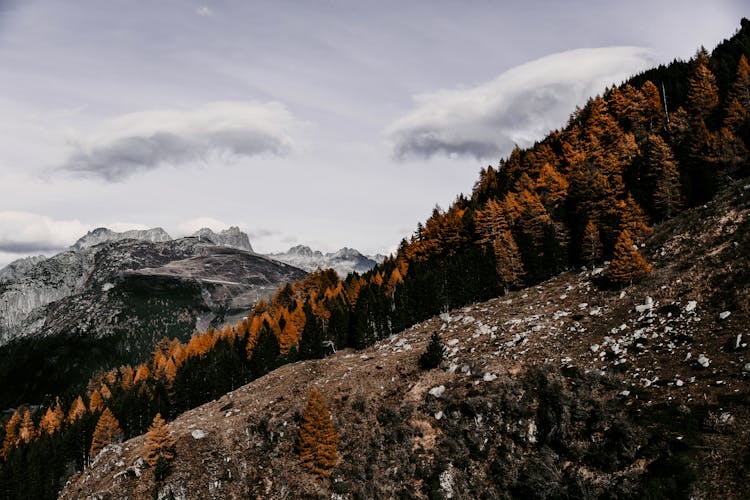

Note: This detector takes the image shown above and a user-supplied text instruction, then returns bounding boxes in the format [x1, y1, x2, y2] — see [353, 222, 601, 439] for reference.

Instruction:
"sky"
[0, 0, 746, 267]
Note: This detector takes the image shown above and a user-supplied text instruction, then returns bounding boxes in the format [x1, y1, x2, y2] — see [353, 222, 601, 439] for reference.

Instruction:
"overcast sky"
[0, 0, 746, 267]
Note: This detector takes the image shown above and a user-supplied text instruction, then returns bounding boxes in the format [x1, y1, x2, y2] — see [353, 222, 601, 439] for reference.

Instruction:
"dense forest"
[2, 18, 750, 500]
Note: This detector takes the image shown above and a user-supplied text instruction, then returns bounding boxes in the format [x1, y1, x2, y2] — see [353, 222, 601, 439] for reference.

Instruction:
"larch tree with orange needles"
[297, 388, 339, 478]
[607, 230, 652, 286]
[144, 413, 175, 467]
[89, 407, 123, 458]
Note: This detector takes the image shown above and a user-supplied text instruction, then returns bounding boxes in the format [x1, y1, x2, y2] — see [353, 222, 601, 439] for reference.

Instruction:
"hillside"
[0, 234, 305, 408]
[62, 178, 750, 499]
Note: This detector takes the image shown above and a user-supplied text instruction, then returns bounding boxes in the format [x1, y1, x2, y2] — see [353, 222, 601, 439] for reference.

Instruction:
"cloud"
[0, 212, 88, 253]
[59, 101, 298, 181]
[196, 6, 213, 17]
[0, 212, 154, 254]
[387, 47, 656, 160]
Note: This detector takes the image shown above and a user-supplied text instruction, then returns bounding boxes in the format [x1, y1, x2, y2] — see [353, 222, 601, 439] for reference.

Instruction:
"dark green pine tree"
[250, 320, 281, 378]
[299, 301, 324, 360]
[419, 332, 446, 370]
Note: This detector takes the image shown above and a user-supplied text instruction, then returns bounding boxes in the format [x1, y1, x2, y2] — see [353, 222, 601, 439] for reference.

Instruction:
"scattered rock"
[428, 386, 446, 398]
[719, 311, 731, 320]
[685, 300, 697, 312]
[191, 429, 206, 440]
[697, 354, 710, 368]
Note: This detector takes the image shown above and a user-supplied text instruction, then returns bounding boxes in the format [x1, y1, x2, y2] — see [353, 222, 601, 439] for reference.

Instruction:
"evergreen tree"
[297, 388, 338, 479]
[89, 408, 123, 458]
[144, 413, 175, 467]
[419, 332, 446, 370]
[249, 320, 281, 378]
[644, 134, 683, 219]
[607, 230, 653, 286]
[687, 51, 719, 121]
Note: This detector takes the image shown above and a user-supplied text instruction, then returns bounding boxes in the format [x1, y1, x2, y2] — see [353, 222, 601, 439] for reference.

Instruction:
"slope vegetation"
[62, 178, 750, 499]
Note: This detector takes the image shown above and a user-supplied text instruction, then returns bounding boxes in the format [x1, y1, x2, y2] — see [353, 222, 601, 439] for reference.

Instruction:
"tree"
[643, 134, 683, 219]
[39, 402, 63, 436]
[89, 389, 104, 413]
[144, 413, 175, 467]
[89, 408, 123, 458]
[687, 56, 719, 120]
[729, 54, 750, 110]
[297, 388, 339, 478]
[67, 395, 87, 424]
[2, 411, 21, 459]
[419, 332, 446, 370]
[18, 410, 37, 443]
[607, 230, 652, 286]
[581, 220, 603, 270]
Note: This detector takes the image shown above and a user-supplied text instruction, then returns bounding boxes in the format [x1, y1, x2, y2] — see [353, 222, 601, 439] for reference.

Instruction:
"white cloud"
[0, 212, 88, 253]
[387, 47, 656, 160]
[58, 101, 299, 181]
[0, 212, 155, 254]
[196, 6, 213, 17]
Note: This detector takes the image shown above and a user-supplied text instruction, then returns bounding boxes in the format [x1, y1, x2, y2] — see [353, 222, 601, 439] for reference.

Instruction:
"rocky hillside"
[62, 180, 750, 499]
[0, 234, 305, 408]
[268, 245, 382, 277]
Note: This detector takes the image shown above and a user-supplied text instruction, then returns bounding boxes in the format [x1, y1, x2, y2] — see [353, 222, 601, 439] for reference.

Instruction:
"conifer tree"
[67, 395, 87, 424]
[607, 230, 652, 286]
[644, 134, 683, 218]
[2, 411, 21, 459]
[39, 403, 63, 436]
[297, 388, 339, 478]
[729, 54, 750, 110]
[144, 413, 175, 467]
[687, 56, 719, 120]
[89, 408, 123, 458]
[89, 389, 104, 413]
[419, 332, 446, 370]
[18, 410, 37, 443]
[581, 220, 603, 270]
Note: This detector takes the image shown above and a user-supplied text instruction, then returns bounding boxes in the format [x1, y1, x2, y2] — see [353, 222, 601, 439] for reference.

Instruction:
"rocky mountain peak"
[70, 227, 172, 251]
[191, 227, 253, 252]
[0, 255, 47, 285]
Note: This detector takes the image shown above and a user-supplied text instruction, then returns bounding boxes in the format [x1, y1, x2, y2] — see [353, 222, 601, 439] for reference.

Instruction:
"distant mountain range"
[0, 225, 382, 406]
[268, 244, 385, 277]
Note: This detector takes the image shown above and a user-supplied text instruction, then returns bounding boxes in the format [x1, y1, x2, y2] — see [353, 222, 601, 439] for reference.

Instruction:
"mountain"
[0, 255, 47, 284]
[61, 178, 750, 499]
[268, 245, 381, 276]
[70, 227, 172, 251]
[191, 226, 253, 252]
[5, 18, 750, 500]
[0, 233, 305, 407]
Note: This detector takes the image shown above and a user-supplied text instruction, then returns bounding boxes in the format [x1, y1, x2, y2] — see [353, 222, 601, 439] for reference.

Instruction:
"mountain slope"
[0, 236, 305, 408]
[62, 178, 750, 499]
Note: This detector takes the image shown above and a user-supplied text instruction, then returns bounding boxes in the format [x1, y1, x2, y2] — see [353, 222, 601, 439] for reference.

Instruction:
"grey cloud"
[387, 47, 656, 161]
[62, 129, 289, 182]
[58, 101, 298, 181]
[0, 242, 63, 253]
